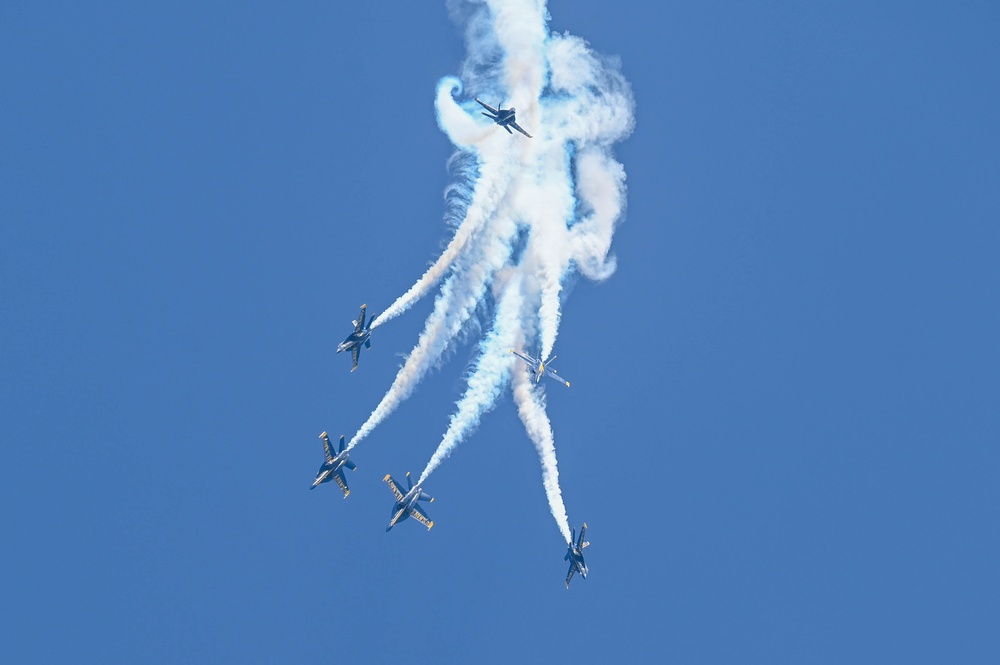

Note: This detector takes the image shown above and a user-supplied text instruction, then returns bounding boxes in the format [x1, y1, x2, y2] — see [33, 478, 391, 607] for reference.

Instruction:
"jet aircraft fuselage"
[337, 304, 376, 372]
[511, 349, 571, 388]
[311, 432, 356, 497]
[564, 523, 590, 588]
[384, 472, 435, 531]
[474, 98, 533, 138]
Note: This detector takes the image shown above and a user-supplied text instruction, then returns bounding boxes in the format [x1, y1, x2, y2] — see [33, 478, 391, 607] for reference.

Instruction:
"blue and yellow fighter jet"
[474, 98, 533, 138]
[564, 523, 590, 588]
[383, 472, 435, 531]
[310, 432, 357, 497]
[336, 304, 376, 372]
[511, 349, 571, 388]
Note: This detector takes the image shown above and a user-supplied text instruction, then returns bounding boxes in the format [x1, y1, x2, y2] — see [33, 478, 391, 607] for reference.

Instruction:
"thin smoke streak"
[419, 273, 522, 484]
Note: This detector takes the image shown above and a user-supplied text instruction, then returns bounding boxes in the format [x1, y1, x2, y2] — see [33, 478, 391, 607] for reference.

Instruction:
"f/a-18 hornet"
[310, 432, 357, 497]
[511, 349, 571, 388]
[336, 304, 376, 372]
[383, 472, 435, 531]
[474, 98, 533, 138]
[564, 523, 590, 588]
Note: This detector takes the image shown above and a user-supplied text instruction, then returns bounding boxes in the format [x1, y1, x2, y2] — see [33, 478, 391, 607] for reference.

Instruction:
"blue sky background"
[2, 1, 998, 662]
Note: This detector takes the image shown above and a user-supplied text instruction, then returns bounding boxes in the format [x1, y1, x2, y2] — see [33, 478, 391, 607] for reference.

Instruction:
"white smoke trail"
[511, 361, 572, 544]
[511, 154, 574, 361]
[347, 211, 519, 451]
[569, 148, 628, 280]
[339, 1, 632, 546]
[488, 0, 547, 104]
[372, 79, 514, 329]
[529, 30, 634, 357]
[418, 272, 522, 484]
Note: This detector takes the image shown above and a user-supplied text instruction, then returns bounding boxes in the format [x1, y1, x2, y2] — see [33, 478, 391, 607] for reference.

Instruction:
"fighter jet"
[474, 98, 533, 138]
[383, 472, 435, 531]
[310, 431, 357, 497]
[336, 304, 376, 372]
[511, 349, 571, 387]
[564, 523, 590, 588]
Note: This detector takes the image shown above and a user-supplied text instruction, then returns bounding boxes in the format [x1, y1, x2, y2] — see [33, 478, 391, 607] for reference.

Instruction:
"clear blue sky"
[2, 2, 998, 663]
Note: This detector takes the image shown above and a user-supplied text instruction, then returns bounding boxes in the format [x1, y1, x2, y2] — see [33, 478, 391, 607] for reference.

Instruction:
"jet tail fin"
[406, 472, 413, 492]
[338, 435, 346, 454]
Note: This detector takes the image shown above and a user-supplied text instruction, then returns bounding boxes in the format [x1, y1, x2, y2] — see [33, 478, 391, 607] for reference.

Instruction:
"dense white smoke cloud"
[346, 0, 633, 543]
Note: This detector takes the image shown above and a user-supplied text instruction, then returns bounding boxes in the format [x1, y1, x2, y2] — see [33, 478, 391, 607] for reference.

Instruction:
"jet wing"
[511, 349, 535, 367]
[320, 432, 335, 462]
[565, 562, 576, 588]
[351, 345, 360, 372]
[410, 504, 434, 530]
[546, 369, 571, 388]
[354, 305, 367, 332]
[474, 98, 499, 114]
[510, 122, 532, 138]
[333, 470, 351, 498]
[384, 474, 406, 501]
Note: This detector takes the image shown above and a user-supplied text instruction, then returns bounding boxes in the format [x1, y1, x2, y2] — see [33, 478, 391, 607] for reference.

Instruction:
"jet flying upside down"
[475, 98, 533, 138]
